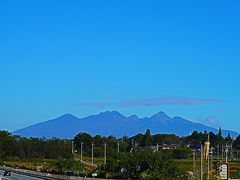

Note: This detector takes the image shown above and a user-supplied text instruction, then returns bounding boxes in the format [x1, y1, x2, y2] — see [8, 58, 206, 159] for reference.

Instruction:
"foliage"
[173, 145, 191, 159]
[0, 131, 72, 159]
[0, 129, 235, 179]
[0, 129, 233, 160]
[233, 135, 240, 150]
[97, 150, 179, 179]
[51, 158, 84, 174]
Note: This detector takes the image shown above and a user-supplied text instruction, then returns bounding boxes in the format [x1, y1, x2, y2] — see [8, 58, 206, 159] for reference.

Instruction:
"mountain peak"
[58, 113, 78, 119]
[151, 111, 170, 119]
[128, 114, 139, 120]
[98, 111, 126, 118]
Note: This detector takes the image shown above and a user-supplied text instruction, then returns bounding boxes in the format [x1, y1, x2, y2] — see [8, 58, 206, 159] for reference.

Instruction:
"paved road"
[0, 170, 42, 180]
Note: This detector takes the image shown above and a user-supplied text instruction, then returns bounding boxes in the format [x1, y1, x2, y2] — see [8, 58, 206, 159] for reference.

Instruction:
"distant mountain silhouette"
[13, 111, 238, 138]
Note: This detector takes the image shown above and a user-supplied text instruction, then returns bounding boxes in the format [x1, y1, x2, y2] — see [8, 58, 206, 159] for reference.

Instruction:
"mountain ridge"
[12, 111, 238, 139]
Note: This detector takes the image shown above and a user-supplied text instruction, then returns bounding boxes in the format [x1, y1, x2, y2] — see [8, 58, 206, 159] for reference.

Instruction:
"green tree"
[141, 129, 151, 147]
[233, 135, 240, 150]
[0, 131, 15, 158]
[218, 127, 222, 137]
[225, 133, 233, 145]
[173, 145, 191, 159]
[97, 149, 179, 179]
[74, 132, 93, 156]
[216, 127, 225, 146]
[52, 158, 84, 174]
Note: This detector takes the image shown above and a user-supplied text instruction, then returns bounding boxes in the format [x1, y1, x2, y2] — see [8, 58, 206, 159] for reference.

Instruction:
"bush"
[97, 150, 180, 179]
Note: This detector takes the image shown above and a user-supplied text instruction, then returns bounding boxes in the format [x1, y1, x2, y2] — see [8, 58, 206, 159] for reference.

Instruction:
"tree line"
[0, 131, 72, 159]
[0, 128, 238, 160]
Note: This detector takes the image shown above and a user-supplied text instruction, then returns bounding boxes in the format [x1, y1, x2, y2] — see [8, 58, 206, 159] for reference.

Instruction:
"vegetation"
[1, 128, 240, 179]
[97, 149, 180, 179]
[0, 131, 72, 159]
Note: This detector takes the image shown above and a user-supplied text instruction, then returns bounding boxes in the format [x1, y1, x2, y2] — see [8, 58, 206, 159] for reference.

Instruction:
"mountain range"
[13, 111, 238, 139]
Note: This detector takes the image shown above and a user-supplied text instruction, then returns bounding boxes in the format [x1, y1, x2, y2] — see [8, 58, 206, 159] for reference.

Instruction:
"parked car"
[79, 172, 87, 177]
[3, 170, 11, 176]
[64, 171, 75, 176]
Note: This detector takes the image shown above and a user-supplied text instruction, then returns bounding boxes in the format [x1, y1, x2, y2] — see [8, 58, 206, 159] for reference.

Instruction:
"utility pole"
[200, 145, 203, 180]
[117, 141, 120, 153]
[222, 146, 224, 162]
[80, 142, 83, 163]
[208, 149, 210, 180]
[237, 150, 239, 161]
[225, 144, 228, 163]
[104, 142, 107, 165]
[135, 142, 138, 148]
[207, 134, 210, 180]
[72, 140, 74, 155]
[210, 148, 213, 171]
[92, 142, 94, 166]
[193, 150, 196, 176]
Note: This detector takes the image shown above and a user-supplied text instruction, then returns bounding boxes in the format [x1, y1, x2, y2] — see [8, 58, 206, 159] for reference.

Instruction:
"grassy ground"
[175, 158, 240, 179]
[228, 161, 240, 179]
[1, 159, 57, 171]
[73, 154, 104, 165]
[2, 157, 240, 179]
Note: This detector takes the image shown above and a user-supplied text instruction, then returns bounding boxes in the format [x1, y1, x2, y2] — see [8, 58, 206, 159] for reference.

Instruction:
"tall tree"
[216, 127, 225, 146]
[142, 129, 151, 147]
[218, 127, 222, 137]
[225, 133, 233, 145]
[232, 135, 240, 150]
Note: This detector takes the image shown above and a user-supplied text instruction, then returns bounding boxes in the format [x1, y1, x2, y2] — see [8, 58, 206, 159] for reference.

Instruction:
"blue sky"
[0, 0, 240, 132]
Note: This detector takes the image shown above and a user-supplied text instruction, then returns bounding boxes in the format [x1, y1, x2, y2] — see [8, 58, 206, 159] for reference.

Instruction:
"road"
[0, 170, 42, 180]
[74, 158, 97, 168]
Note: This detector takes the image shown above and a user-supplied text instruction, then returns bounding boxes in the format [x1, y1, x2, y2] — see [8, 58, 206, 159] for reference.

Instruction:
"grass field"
[176, 158, 240, 179]
[2, 157, 240, 179]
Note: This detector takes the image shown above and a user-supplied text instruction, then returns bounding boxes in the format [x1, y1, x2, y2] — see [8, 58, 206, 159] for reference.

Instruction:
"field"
[176, 159, 240, 179]
[2, 156, 240, 179]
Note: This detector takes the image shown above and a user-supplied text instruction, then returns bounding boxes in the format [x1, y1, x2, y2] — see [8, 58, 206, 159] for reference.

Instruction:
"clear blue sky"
[0, 0, 240, 132]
